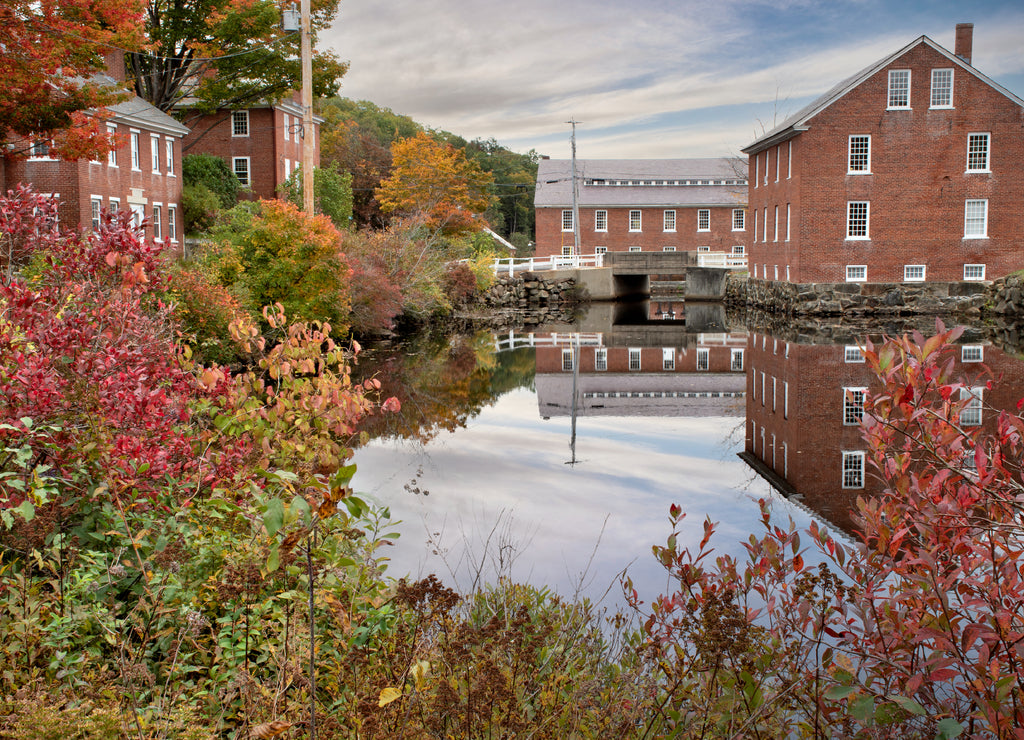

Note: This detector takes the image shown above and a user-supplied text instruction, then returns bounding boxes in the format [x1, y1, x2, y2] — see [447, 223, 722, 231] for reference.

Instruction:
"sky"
[322, 0, 1024, 160]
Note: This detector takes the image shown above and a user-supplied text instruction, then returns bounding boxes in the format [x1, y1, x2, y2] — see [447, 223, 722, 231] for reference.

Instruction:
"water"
[350, 306, 1024, 608]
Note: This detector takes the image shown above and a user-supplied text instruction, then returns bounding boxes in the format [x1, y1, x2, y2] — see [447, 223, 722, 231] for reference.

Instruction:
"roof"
[87, 74, 190, 137]
[535, 158, 748, 208]
[743, 35, 1024, 154]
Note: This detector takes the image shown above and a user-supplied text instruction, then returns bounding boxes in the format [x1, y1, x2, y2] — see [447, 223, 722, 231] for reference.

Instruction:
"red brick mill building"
[743, 24, 1024, 286]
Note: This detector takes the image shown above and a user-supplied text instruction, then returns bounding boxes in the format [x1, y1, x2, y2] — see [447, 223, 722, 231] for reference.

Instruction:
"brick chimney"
[955, 23, 973, 65]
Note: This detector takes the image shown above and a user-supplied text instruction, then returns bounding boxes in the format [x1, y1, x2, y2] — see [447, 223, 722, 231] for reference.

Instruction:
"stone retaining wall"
[484, 273, 581, 309]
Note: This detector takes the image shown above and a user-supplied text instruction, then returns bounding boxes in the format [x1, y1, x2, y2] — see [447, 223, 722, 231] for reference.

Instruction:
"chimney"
[955, 23, 973, 65]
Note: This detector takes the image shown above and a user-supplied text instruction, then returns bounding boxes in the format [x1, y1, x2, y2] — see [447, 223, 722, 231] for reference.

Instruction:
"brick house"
[1, 54, 188, 251]
[534, 159, 748, 259]
[179, 95, 320, 202]
[742, 24, 1024, 285]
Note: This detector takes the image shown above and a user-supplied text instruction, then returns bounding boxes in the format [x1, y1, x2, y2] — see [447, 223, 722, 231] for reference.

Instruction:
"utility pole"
[300, 0, 315, 213]
[567, 119, 581, 256]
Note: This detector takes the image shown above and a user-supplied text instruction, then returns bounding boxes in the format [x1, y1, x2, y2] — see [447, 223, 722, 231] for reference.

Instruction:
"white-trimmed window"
[845, 345, 865, 363]
[930, 68, 953, 108]
[662, 347, 675, 371]
[888, 70, 910, 109]
[90, 196, 103, 231]
[785, 203, 791, 241]
[629, 210, 642, 232]
[697, 245, 710, 253]
[107, 124, 118, 167]
[843, 387, 867, 425]
[662, 246, 676, 252]
[629, 348, 641, 371]
[731, 349, 744, 371]
[165, 138, 175, 175]
[773, 206, 779, 242]
[696, 348, 710, 371]
[753, 209, 757, 243]
[846, 265, 867, 282]
[764, 150, 770, 185]
[283, 113, 290, 142]
[129, 203, 145, 228]
[595, 348, 607, 371]
[168, 205, 177, 242]
[233, 157, 251, 186]
[775, 144, 781, 182]
[130, 131, 141, 170]
[663, 210, 676, 232]
[787, 141, 792, 179]
[561, 209, 574, 232]
[732, 209, 745, 231]
[842, 451, 865, 489]
[151, 203, 162, 240]
[964, 264, 986, 281]
[961, 345, 984, 363]
[960, 387, 983, 427]
[562, 349, 574, 372]
[232, 110, 250, 137]
[784, 381, 789, 418]
[904, 264, 926, 282]
[732, 244, 745, 255]
[847, 201, 869, 239]
[751, 365, 757, 399]
[561, 245, 572, 257]
[762, 207, 768, 241]
[964, 199, 988, 238]
[150, 135, 160, 172]
[629, 246, 642, 253]
[595, 246, 607, 255]
[967, 133, 990, 172]
[595, 210, 607, 232]
[697, 209, 710, 232]
[108, 197, 120, 214]
[29, 139, 53, 159]
[754, 155, 759, 187]
[848, 135, 870, 173]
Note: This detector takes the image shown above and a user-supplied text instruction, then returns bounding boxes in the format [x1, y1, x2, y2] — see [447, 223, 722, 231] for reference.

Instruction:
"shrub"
[182, 153, 239, 208]
[279, 162, 354, 230]
[181, 183, 221, 233]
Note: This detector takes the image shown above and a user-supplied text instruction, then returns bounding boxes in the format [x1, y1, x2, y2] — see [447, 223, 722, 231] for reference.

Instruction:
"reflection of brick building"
[534, 159, 747, 259]
[742, 24, 1024, 284]
[743, 332, 1024, 533]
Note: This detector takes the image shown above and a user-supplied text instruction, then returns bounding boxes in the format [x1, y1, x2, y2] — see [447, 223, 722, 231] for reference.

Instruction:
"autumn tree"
[375, 132, 494, 237]
[0, 0, 143, 159]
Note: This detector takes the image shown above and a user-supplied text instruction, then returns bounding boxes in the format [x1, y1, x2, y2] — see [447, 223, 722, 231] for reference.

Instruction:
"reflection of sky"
[353, 386, 824, 609]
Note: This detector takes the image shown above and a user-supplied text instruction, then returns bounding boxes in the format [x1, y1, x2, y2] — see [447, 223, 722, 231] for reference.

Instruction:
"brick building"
[1, 55, 188, 250]
[179, 95, 319, 202]
[533, 159, 747, 259]
[742, 24, 1024, 285]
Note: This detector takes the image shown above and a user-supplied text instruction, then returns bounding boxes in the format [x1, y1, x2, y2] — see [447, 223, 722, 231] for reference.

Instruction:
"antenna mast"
[568, 119, 581, 256]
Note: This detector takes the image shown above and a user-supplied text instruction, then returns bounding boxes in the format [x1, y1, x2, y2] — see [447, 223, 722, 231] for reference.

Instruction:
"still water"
[351, 303, 1022, 607]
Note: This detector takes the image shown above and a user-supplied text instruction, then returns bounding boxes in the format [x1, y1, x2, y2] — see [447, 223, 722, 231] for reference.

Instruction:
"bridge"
[492, 250, 746, 301]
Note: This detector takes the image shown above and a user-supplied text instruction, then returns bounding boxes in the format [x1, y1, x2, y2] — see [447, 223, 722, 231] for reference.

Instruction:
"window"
[561, 209, 574, 232]
[662, 348, 675, 371]
[629, 348, 641, 371]
[784, 381, 789, 418]
[165, 139, 175, 175]
[967, 133, 990, 172]
[29, 139, 52, 158]
[754, 155, 759, 187]
[961, 345, 984, 363]
[964, 264, 986, 281]
[628, 246, 642, 252]
[151, 204, 162, 240]
[775, 144, 780, 182]
[764, 150, 769, 185]
[107, 124, 118, 167]
[964, 199, 988, 238]
[773, 206, 778, 242]
[732, 209, 745, 231]
[751, 366, 757, 400]
[108, 198, 120, 214]
[888, 70, 910, 109]
[662, 246, 676, 252]
[842, 451, 865, 489]
[233, 157, 250, 186]
[595, 210, 607, 231]
[762, 207, 767, 241]
[561, 349, 574, 371]
[129, 203, 144, 228]
[90, 197, 102, 230]
[787, 141, 792, 179]
[904, 264, 926, 282]
[731, 349, 744, 371]
[772, 377, 777, 411]
[168, 205, 177, 241]
[732, 244, 745, 255]
[150, 135, 160, 172]
[697, 209, 710, 232]
[960, 387, 983, 427]
[930, 68, 953, 108]
[595, 348, 607, 371]
[663, 210, 676, 232]
[847, 201, 869, 239]
[595, 246, 607, 255]
[753, 209, 757, 243]
[845, 345, 865, 363]
[848, 135, 870, 173]
[283, 113, 290, 142]
[696, 348, 709, 371]
[232, 110, 249, 137]
[130, 131, 141, 170]
[785, 203, 791, 241]
[561, 245, 572, 256]
[843, 387, 867, 425]
[696, 245, 710, 252]
[846, 265, 867, 282]
[629, 210, 642, 232]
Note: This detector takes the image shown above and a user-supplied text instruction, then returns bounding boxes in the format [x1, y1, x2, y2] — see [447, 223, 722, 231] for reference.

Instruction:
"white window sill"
[965, 170, 991, 175]
[963, 235, 989, 240]
[732, 228, 746, 232]
[847, 171, 872, 175]
[697, 229, 710, 233]
[886, 106, 911, 111]
[845, 236, 871, 241]
[663, 229, 676, 233]
[929, 105, 954, 110]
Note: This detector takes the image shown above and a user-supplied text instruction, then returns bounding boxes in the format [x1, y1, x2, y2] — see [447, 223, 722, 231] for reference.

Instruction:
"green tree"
[278, 163, 354, 230]
[183, 153, 239, 208]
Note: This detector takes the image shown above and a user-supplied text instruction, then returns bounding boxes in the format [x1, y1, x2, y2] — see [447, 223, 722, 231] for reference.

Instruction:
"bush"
[182, 153, 239, 208]
[441, 262, 478, 305]
[279, 162, 354, 230]
[181, 183, 221, 234]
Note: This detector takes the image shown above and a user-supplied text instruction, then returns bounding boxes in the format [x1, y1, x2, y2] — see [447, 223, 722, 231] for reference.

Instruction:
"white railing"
[696, 252, 748, 270]
[494, 331, 604, 352]
[493, 253, 604, 275]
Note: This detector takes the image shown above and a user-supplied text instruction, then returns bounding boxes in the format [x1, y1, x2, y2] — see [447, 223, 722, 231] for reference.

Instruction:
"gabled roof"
[88, 73, 190, 137]
[535, 158, 748, 208]
[742, 35, 1024, 154]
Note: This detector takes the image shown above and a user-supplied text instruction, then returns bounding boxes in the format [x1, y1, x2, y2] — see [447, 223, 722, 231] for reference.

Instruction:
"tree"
[279, 163, 354, 230]
[183, 152, 239, 208]
[375, 132, 494, 237]
[126, 0, 347, 116]
[0, 0, 143, 160]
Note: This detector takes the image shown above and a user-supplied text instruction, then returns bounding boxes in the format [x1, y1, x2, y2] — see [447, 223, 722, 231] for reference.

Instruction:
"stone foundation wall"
[484, 273, 580, 309]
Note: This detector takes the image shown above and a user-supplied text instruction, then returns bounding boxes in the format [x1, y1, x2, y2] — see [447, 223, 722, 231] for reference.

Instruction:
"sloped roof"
[88, 73, 190, 137]
[535, 158, 748, 208]
[742, 35, 1024, 154]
